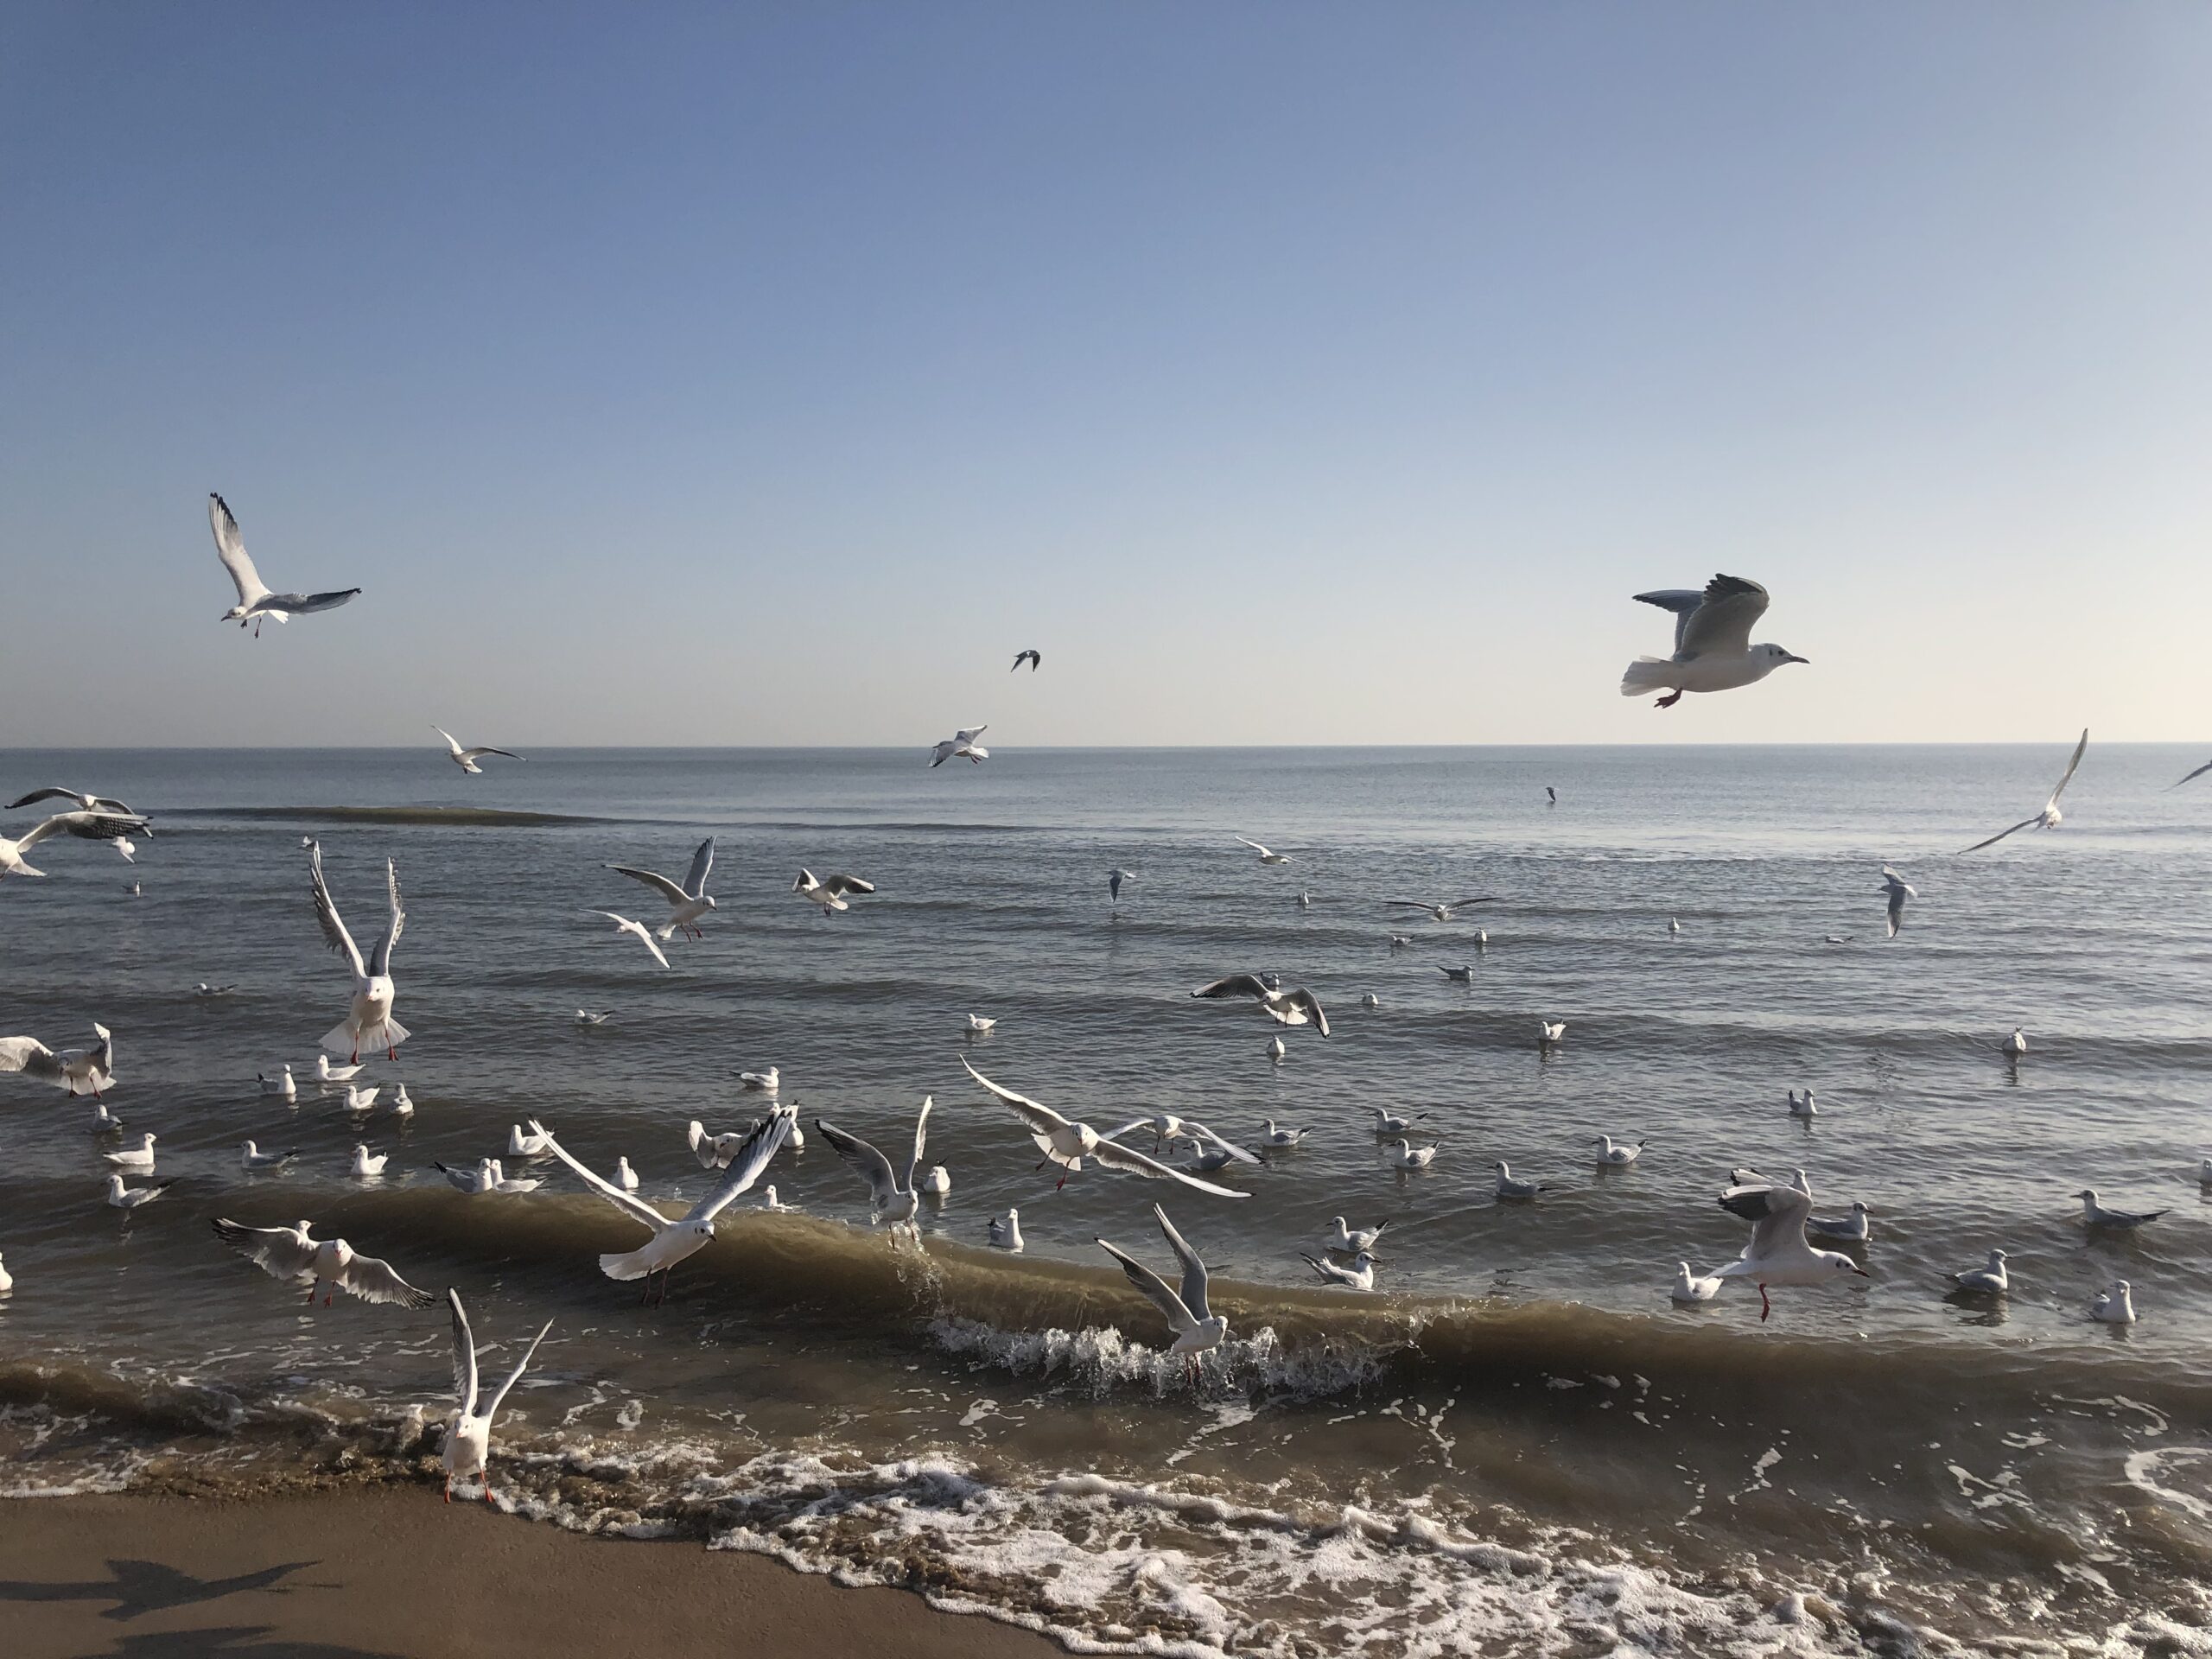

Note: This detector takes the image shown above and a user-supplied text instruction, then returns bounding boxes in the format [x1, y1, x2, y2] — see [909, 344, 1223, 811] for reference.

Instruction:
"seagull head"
[702, 895, 720, 912]
[222, 602, 249, 622]
[1757, 644, 1810, 668]
[1833, 1255, 1870, 1278]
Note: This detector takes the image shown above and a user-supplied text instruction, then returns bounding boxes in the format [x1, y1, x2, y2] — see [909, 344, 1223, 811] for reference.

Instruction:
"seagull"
[2002, 1029, 2028, 1058]
[1671, 1263, 1722, 1303]
[1259, 1120, 1306, 1149]
[540, 1109, 795, 1300]
[575, 1010, 613, 1027]
[112, 837, 139, 863]
[988, 1209, 1024, 1250]
[6, 786, 139, 817]
[241, 1141, 297, 1171]
[1234, 836, 1292, 865]
[1266, 1035, 1286, 1063]
[611, 1156, 639, 1192]
[0, 810, 149, 880]
[1730, 1166, 1814, 1196]
[920, 1164, 951, 1196]
[793, 869, 875, 913]
[1594, 1136, 1643, 1166]
[1386, 1140, 1437, 1171]
[605, 838, 716, 940]
[485, 1160, 539, 1194]
[391, 1084, 414, 1117]
[929, 726, 990, 766]
[760, 1185, 791, 1211]
[1387, 896, 1504, 922]
[1388, 935, 1414, 949]
[1010, 650, 1040, 672]
[1326, 1217, 1389, 1253]
[1296, 890, 1313, 910]
[194, 982, 235, 997]
[1360, 993, 1380, 1009]
[2201, 1158, 2212, 1186]
[506, 1122, 551, 1158]
[1789, 1089, 1818, 1118]
[1189, 974, 1331, 1038]
[105, 1174, 169, 1210]
[432, 727, 524, 775]
[208, 493, 361, 636]
[1880, 866, 1916, 938]
[103, 1133, 158, 1171]
[1109, 869, 1135, 903]
[1963, 729, 2090, 851]
[1538, 1020, 1567, 1046]
[0, 1253, 10, 1294]
[1160, 1120, 1262, 1166]
[1808, 1202, 1870, 1243]
[1368, 1107, 1427, 1136]
[435, 1159, 502, 1194]
[87, 1100, 126, 1133]
[1097, 1206, 1228, 1380]
[961, 1058, 1250, 1198]
[212, 1217, 435, 1307]
[1669, 918, 1681, 934]
[307, 842, 408, 1063]
[2168, 756, 2212, 791]
[966, 1014, 997, 1035]
[343, 1084, 381, 1113]
[1711, 1179, 1870, 1319]
[688, 1120, 750, 1169]
[1622, 575, 1808, 708]
[1439, 965, 1476, 982]
[738, 1067, 779, 1092]
[349, 1145, 389, 1179]
[586, 910, 670, 969]
[2091, 1281, 2137, 1325]
[0, 1023, 115, 1096]
[443, 1290, 552, 1504]
[817, 1097, 932, 1234]
[2076, 1189, 2166, 1230]
[1300, 1249, 1379, 1291]
[1493, 1161, 1545, 1200]
[317, 1054, 362, 1084]
[255, 1067, 296, 1100]
[1952, 1249, 2010, 1294]
[1547, 786, 1557, 805]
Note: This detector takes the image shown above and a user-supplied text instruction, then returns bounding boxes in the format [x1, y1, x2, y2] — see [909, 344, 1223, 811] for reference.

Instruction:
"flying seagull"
[816, 1096, 932, 1236]
[1, 810, 150, 880]
[929, 726, 990, 767]
[308, 841, 409, 1062]
[1962, 729, 2089, 851]
[961, 1058, 1251, 1198]
[2169, 756, 2212, 791]
[1385, 896, 1504, 922]
[442, 1290, 552, 1504]
[1621, 575, 1808, 708]
[433, 727, 524, 774]
[211, 1217, 435, 1308]
[1709, 1179, 1869, 1319]
[586, 910, 670, 969]
[793, 869, 874, 913]
[0, 1023, 114, 1096]
[1011, 650, 1041, 672]
[1096, 1205, 1228, 1381]
[1880, 866, 1916, 938]
[6, 786, 139, 817]
[1109, 869, 1135, 903]
[1234, 836, 1293, 865]
[208, 493, 361, 637]
[1189, 973, 1330, 1037]
[604, 838, 715, 940]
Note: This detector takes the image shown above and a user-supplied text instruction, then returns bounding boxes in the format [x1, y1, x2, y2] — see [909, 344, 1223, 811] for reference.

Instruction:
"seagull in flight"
[207, 493, 361, 637]
[1, 810, 150, 880]
[1709, 1179, 1869, 1319]
[962, 1058, 1250, 1198]
[793, 869, 874, 913]
[1962, 729, 2089, 851]
[605, 838, 716, 940]
[2169, 755, 2212, 791]
[433, 727, 524, 775]
[1234, 836, 1293, 865]
[1189, 974, 1330, 1037]
[1622, 575, 1808, 708]
[1109, 869, 1134, 903]
[442, 1290, 552, 1504]
[817, 1097, 932, 1236]
[1880, 866, 1916, 938]
[7, 786, 139, 817]
[308, 841, 408, 1063]
[540, 1109, 794, 1301]
[0, 1023, 114, 1097]
[587, 910, 670, 969]
[1096, 1205, 1228, 1381]
[1010, 650, 1041, 672]
[1385, 896, 1503, 922]
[212, 1217, 435, 1307]
[929, 726, 990, 766]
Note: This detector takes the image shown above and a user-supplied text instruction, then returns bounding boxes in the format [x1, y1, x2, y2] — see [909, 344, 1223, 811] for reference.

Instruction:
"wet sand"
[0, 1491, 1065, 1659]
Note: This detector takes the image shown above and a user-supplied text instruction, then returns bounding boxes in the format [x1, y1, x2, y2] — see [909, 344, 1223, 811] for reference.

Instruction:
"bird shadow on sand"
[105, 1627, 405, 1658]
[0, 1555, 324, 1623]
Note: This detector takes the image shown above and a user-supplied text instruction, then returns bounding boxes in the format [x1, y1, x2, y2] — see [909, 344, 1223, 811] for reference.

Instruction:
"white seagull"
[103, 1133, 158, 1171]
[342, 1084, 381, 1113]
[1440, 965, 1477, 982]
[0, 1023, 115, 1096]
[442, 1290, 552, 1504]
[688, 1120, 749, 1169]
[1234, 836, 1293, 865]
[212, 1217, 435, 1307]
[307, 842, 408, 1063]
[259, 1067, 296, 1099]
[2002, 1029, 2028, 1058]
[7, 785, 139, 817]
[1300, 1249, 1380, 1291]
[1367, 1107, 1427, 1136]
[1880, 866, 1916, 938]
[615, 1157, 639, 1192]
[391, 1084, 414, 1117]
[1963, 729, 2089, 851]
[1326, 1217, 1389, 1253]
[113, 837, 138, 863]
[1669, 918, 1682, 934]
[1386, 895, 1503, 922]
[432, 727, 523, 775]
[2091, 1281, 2137, 1325]
[1594, 1135, 1643, 1166]
[316, 1053, 362, 1084]
[1808, 1202, 1870, 1243]
[575, 1010, 612, 1027]
[1538, 1020, 1567, 1046]
[586, 910, 670, 969]
[605, 838, 716, 940]
[240, 1140, 298, 1171]
[988, 1209, 1024, 1250]
[1266, 1035, 1286, 1063]
[817, 1097, 933, 1234]
[349, 1144, 389, 1179]
[506, 1122, 551, 1158]
[87, 1100, 126, 1133]
[965, 1014, 997, 1035]
[1189, 974, 1331, 1037]
[1622, 575, 1808, 708]
[208, 493, 361, 636]
[962, 1058, 1250, 1198]
[920, 1165, 951, 1196]
[1671, 1262, 1723, 1303]
[793, 869, 875, 913]
[1259, 1119, 1307, 1149]
[2075, 1189, 2166, 1230]
[1, 810, 149, 880]
[1952, 1249, 2010, 1294]
[1710, 1179, 1870, 1319]
[1097, 1205, 1230, 1379]
[738, 1067, 779, 1092]
[0, 1253, 10, 1294]
[105, 1174, 169, 1210]
[1789, 1089, 1819, 1118]
[540, 1109, 794, 1300]
[435, 1159, 501, 1194]
[1493, 1161, 1546, 1200]
[928, 726, 990, 766]
[1360, 993, 1380, 1009]
[1386, 1139, 1438, 1170]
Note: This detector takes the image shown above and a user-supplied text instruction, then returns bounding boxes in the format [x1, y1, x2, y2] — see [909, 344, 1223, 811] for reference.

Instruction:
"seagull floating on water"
[103, 1133, 157, 1171]
[920, 1164, 951, 1196]
[432, 726, 523, 775]
[1301, 1249, 1379, 1291]
[1538, 1020, 1567, 1046]
[963, 1059, 1249, 1198]
[928, 726, 990, 767]
[1327, 1216, 1389, 1253]
[2002, 1028, 2027, 1058]
[106, 1173, 168, 1210]
[208, 493, 361, 635]
[342, 1084, 381, 1114]
[1259, 1120, 1307, 1149]
[1671, 1262, 1722, 1303]
[1493, 1161, 1546, 1200]
[1880, 866, 1916, 938]
[1963, 729, 2089, 851]
[1789, 1089, 1818, 1118]
[349, 1145, 388, 1179]
[605, 838, 716, 940]
[1668, 918, 1681, 934]
[1360, 993, 1380, 1009]
[1622, 575, 1808, 709]
[87, 1100, 125, 1133]
[308, 842, 409, 1063]
[688, 1120, 749, 1168]
[317, 1054, 361, 1084]
[212, 1217, 434, 1307]
[965, 1014, 996, 1035]
[793, 869, 875, 913]
[2075, 1189, 2165, 1230]
[240, 1140, 297, 1171]
[1952, 1249, 2010, 1294]
[1710, 1179, 1869, 1319]
[1368, 1107, 1427, 1136]
[2091, 1281, 2137, 1324]
[575, 1010, 612, 1027]
[1594, 1135, 1643, 1166]
[1439, 965, 1476, 982]
[1386, 1140, 1437, 1170]
[1266, 1035, 1286, 1063]
[391, 1084, 414, 1117]
[817, 1097, 932, 1235]
[443, 1290, 552, 1504]
[988, 1209, 1023, 1250]
[1808, 1202, 1870, 1243]
[1234, 836, 1293, 866]
[738, 1067, 779, 1093]
[586, 910, 670, 969]
[1, 1023, 114, 1097]
[506, 1122, 551, 1158]
[1, 810, 149, 880]
[1097, 1205, 1228, 1380]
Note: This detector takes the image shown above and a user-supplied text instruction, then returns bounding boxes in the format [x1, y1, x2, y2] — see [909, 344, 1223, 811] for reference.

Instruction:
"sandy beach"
[0, 1491, 1064, 1659]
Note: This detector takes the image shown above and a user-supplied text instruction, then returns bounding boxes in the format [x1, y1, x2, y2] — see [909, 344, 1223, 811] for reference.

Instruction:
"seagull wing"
[1677, 575, 1771, 658]
[1090, 1137, 1252, 1198]
[1446, 896, 1506, 908]
[211, 1219, 318, 1281]
[2046, 728, 2089, 809]
[461, 747, 522, 764]
[20, 811, 145, 850]
[433, 727, 466, 758]
[930, 740, 957, 767]
[906, 1096, 931, 1194]
[1096, 1238, 1198, 1333]
[366, 860, 405, 976]
[605, 863, 689, 904]
[1234, 836, 1273, 856]
[1719, 1182, 1813, 1257]
[1281, 988, 1330, 1037]
[6, 787, 88, 810]
[538, 1132, 676, 1233]
[308, 842, 365, 976]
[682, 838, 715, 899]
[1190, 974, 1270, 1001]
[684, 1107, 795, 1223]
[336, 1250, 435, 1308]
[588, 912, 670, 969]
[961, 1058, 1074, 1139]
[1961, 817, 2039, 853]
[2168, 757, 2212, 791]
[823, 874, 874, 896]
[483, 1319, 553, 1420]
[208, 494, 270, 608]
[0, 1037, 60, 1078]
[817, 1120, 900, 1206]
[1182, 1121, 1262, 1164]
[448, 1290, 480, 1414]
[1630, 588, 1707, 654]
[1151, 1204, 1212, 1323]
[260, 588, 360, 614]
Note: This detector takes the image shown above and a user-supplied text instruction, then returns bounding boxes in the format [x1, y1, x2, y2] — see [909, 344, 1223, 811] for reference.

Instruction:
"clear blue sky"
[3, 3, 2207, 747]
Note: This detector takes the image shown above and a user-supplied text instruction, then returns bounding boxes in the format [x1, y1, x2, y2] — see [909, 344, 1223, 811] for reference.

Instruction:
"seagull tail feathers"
[1619, 658, 1676, 697]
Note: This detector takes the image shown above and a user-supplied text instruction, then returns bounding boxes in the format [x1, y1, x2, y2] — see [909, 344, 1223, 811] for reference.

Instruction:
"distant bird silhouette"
[1010, 650, 1041, 672]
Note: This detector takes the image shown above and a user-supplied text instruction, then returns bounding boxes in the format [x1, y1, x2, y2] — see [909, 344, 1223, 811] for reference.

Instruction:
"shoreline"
[0, 1489, 1067, 1659]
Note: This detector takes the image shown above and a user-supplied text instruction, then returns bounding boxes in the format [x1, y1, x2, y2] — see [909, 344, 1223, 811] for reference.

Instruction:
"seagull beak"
[1785, 652, 1810, 664]
[1852, 1266, 1871, 1277]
